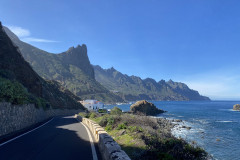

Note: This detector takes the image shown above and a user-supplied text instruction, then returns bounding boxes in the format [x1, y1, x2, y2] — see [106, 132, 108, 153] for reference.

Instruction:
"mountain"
[93, 65, 210, 101]
[0, 22, 84, 109]
[3, 25, 209, 102]
[4, 26, 123, 103]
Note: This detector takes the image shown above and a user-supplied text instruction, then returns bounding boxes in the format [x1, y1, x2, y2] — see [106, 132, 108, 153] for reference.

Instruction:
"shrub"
[128, 126, 143, 132]
[110, 107, 122, 115]
[105, 125, 113, 131]
[184, 144, 206, 157]
[0, 78, 29, 104]
[157, 153, 174, 160]
[107, 116, 115, 125]
[78, 112, 89, 118]
[98, 109, 107, 113]
[99, 116, 108, 127]
[117, 123, 127, 130]
[90, 112, 97, 119]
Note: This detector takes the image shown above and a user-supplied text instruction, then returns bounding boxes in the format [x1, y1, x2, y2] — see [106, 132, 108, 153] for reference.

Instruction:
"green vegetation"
[110, 106, 122, 115]
[0, 77, 29, 104]
[81, 108, 208, 160]
[0, 77, 49, 109]
[98, 108, 107, 113]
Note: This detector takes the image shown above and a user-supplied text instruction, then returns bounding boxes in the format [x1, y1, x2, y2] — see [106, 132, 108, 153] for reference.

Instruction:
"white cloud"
[7, 26, 30, 37]
[22, 37, 59, 43]
[7, 25, 59, 43]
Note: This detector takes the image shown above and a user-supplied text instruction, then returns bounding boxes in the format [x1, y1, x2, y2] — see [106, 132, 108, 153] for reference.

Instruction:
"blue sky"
[1, 0, 240, 100]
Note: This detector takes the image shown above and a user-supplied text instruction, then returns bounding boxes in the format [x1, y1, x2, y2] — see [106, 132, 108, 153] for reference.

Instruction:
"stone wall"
[0, 102, 83, 137]
[77, 116, 131, 160]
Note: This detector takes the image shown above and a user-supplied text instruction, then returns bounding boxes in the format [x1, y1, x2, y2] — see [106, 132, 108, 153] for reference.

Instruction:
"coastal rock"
[233, 104, 240, 111]
[130, 100, 165, 116]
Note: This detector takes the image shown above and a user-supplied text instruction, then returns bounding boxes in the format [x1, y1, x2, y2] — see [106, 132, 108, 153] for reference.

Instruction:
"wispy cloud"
[22, 37, 59, 43]
[7, 25, 59, 43]
[7, 26, 30, 37]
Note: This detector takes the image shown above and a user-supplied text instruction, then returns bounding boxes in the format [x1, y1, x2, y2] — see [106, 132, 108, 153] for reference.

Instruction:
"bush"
[111, 107, 122, 115]
[99, 116, 108, 126]
[128, 126, 143, 133]
[98, 109, 107, 113]
[0, 78, 29, 104]
[78, 112, 89, 118]
[107, 116, 115, 125]
[90, 112, 97, 119]
[117, 123, 127, 130]
[184, 144, 206, 157]
[105, 125, 113, 131]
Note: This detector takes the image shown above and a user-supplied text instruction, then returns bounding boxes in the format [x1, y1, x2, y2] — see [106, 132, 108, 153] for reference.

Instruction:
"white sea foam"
[215, 121, 234, 123]
[178, 116, 184, 117]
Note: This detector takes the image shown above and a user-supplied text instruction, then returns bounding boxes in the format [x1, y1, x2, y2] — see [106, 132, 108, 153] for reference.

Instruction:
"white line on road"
[76, 118, 98, 160]
[0, 118, 54, 147]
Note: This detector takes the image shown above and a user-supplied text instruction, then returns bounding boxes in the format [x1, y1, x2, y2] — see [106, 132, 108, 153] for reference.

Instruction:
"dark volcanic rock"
[130, 100, 165, 116]
[233, 104, 240, 111]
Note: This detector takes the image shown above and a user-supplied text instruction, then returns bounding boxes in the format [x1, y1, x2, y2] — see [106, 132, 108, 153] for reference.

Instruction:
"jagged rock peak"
[66, 44, 87, 53]
[168, 79, 174, 83]
[109, 67, 116, 71]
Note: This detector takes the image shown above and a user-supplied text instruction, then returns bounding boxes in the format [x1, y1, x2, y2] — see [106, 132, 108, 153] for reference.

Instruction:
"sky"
[1, 0, 240, 100]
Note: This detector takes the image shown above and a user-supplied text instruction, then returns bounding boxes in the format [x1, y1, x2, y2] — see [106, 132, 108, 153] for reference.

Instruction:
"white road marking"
[76, 118, 98, 160]
[0, 118, 54, 147]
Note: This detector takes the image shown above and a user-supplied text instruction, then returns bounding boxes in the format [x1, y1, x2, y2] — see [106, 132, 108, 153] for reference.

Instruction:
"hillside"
[94, 65, 210, 101]
[4, 26, 123, 103]
[0, 22, 84, 109]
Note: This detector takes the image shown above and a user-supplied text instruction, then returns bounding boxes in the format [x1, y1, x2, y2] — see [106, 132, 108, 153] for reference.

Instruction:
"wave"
[215, 121, 234, 123]
[219, 109, 240, 112]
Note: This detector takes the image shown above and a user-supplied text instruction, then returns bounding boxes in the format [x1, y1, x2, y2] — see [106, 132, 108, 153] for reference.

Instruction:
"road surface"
[0, 116, 99, 160]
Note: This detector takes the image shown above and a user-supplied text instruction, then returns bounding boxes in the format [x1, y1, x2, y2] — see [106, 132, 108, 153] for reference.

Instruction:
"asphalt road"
[0, 116, 98, 160]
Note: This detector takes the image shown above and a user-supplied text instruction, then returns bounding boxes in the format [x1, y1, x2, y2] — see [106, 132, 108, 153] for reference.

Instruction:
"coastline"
[81, 108, 211, 160]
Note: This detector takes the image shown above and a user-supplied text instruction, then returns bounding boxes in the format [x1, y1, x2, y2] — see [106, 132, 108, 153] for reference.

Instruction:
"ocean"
[104, 101, 240, 160]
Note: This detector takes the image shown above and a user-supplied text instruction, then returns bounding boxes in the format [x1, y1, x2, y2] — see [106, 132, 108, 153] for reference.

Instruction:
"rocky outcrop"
[130, 100, 165, 116]
[233, 104, 240, 111]
[60, 44, 95, 79]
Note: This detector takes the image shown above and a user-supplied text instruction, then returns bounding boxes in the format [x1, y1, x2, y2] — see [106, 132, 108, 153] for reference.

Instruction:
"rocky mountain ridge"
[94, 65, 210, 101]
[4, 25, 210, 102]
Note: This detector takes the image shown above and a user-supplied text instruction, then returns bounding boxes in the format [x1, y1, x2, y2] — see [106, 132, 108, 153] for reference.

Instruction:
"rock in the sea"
[233, 104, 240, 111]
[130, 100, 165, 116]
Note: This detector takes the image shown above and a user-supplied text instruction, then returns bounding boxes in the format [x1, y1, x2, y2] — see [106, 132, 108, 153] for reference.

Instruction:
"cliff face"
[0, 23, 42, 97]
[4, 26, 123, 103]
[59, 44, 95, 79]
[94, 65, 210, 101]
[0, 22, 84, 109]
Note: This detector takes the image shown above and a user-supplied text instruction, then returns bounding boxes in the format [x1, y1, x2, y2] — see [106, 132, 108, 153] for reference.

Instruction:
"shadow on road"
[0, 116, 102, 160]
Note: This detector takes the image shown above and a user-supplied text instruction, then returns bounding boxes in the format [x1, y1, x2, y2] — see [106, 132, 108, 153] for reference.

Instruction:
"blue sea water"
[104, 101, 240, 160]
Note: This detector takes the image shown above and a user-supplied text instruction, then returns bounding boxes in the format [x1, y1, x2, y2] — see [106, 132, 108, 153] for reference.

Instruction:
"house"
[79, 100, 104, 111]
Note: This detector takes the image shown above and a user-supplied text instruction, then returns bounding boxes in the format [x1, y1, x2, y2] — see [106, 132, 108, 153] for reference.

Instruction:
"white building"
[79, 100, 104, 111]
